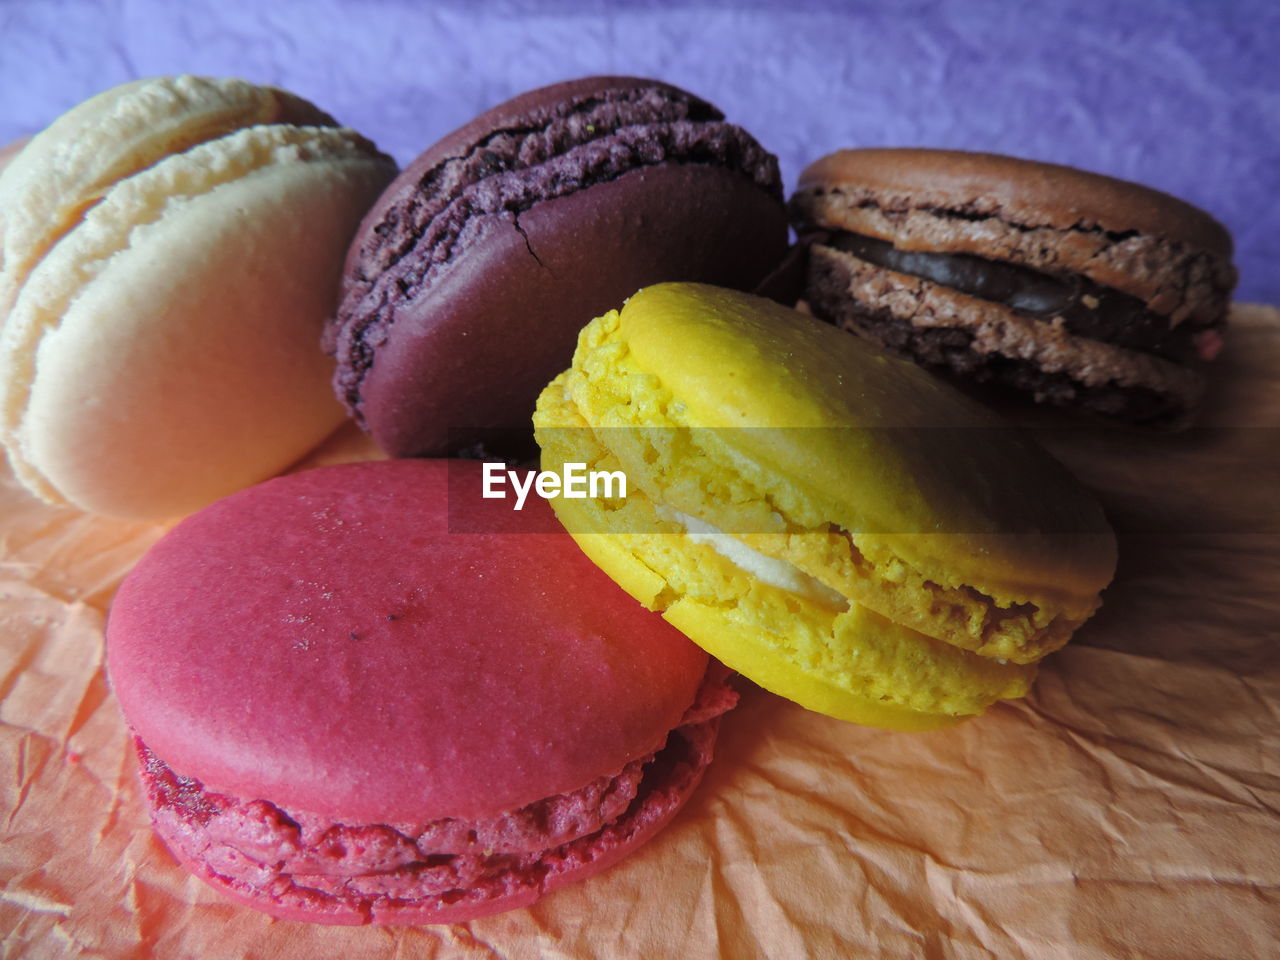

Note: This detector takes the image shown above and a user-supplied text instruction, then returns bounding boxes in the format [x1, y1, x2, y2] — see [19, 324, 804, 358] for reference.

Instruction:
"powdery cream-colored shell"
[0, 123, 394, 518]
[0, 75, 334, 322]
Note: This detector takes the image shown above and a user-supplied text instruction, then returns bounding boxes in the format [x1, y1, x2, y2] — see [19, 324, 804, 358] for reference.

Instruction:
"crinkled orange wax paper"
[2, 308, 1278, 960]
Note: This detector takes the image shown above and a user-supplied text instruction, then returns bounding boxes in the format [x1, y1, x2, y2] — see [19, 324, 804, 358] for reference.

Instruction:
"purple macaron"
[324, 76, 789, 457]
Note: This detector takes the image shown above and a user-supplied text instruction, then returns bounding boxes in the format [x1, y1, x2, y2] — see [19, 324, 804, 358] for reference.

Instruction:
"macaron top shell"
[0, 75, 334, 319]
[796, 148, 1233, 258]
[581, 283, 1116, 617]
[107, 459, 708, 824]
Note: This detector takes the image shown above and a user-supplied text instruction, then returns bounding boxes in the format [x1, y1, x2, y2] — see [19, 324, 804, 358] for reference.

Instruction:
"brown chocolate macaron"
[327, 76, 789, 458]
[790, 149, 1237, 425]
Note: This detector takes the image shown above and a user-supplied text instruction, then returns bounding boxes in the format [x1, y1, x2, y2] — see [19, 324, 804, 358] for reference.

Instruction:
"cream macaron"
[0, 75, 397, 519]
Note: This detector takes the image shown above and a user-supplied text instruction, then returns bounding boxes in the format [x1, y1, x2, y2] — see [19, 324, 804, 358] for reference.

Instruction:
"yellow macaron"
[534, 283, 1117, 730]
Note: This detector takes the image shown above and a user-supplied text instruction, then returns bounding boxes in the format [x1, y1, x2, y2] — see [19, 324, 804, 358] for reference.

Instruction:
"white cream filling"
[662, 507, 849, 611]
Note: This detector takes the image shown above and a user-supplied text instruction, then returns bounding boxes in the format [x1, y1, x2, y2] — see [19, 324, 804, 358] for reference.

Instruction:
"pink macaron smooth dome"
[107, 459, 710, 825]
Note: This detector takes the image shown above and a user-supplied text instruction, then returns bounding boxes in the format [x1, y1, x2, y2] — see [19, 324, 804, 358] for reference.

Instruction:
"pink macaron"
[107, 459, 735, 925]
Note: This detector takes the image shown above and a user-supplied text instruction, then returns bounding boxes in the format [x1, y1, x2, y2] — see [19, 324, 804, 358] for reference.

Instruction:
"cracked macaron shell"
[326, 75, 789, 458]
[0, 107, 397, 518]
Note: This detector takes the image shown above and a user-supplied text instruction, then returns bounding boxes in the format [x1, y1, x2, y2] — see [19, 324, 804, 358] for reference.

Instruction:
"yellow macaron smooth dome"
[535, 283, 1117, 729]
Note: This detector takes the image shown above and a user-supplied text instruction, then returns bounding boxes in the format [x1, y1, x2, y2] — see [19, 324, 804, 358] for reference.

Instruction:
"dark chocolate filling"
[824, 230, 1198, 362]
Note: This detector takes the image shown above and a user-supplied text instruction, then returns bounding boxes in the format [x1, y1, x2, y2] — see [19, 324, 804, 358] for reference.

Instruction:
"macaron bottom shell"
[141, 711, 722, 925]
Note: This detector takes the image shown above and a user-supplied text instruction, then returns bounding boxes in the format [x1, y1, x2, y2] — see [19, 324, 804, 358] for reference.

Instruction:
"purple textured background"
[2, 0, 1276, 303]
